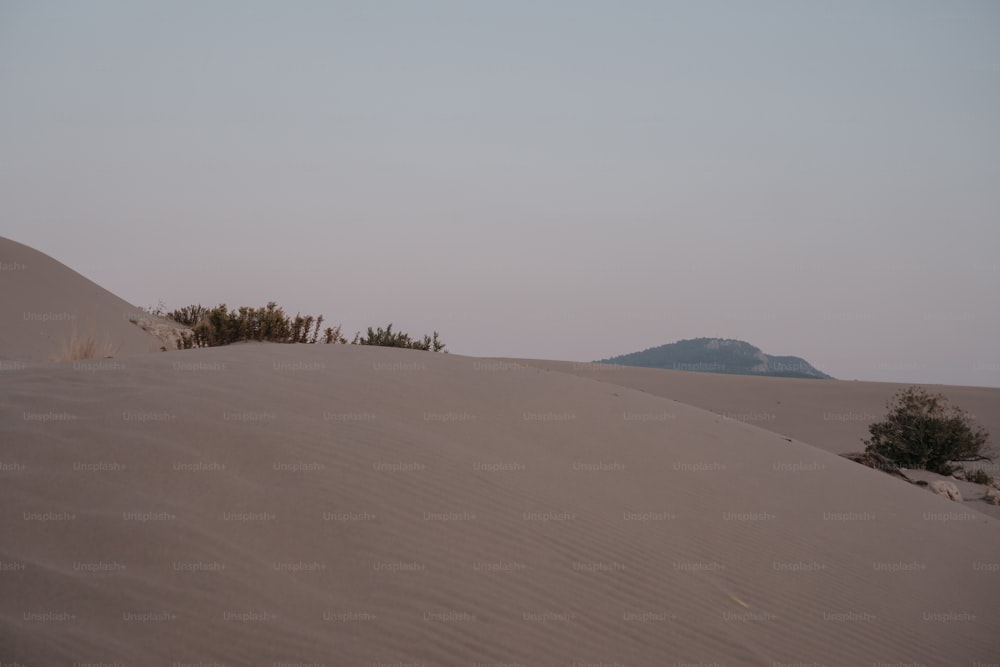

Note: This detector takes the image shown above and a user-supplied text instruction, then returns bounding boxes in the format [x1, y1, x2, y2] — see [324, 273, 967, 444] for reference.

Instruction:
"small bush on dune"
[173, 303, 275, 347]
[167, 304, 210, 328]
[172, 302, 313, 348]
[351, 324, 446, 352]
[290, 313, 325, 344]
[864, 386, 993, 476]
[166, 303, 445, 352]
[323, 325, 347, 345]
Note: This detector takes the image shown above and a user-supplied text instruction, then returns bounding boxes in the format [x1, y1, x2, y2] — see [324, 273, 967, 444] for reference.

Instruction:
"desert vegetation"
[55, 325, 119, 361]
[863, 386, 993, 477]
[352, 324, 445, 351]
[166, 302, 444, 352]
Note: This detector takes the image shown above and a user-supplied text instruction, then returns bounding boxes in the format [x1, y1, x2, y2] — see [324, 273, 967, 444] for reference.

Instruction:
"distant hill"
[598, 338, 834, 379]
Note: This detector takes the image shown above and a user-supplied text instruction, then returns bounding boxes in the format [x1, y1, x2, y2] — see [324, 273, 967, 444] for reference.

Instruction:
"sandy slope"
[513, 359, 1000, 458]
[510, 360, 1000, 519]
[2, 343, 999, 666]
[0, 236, 171, 361]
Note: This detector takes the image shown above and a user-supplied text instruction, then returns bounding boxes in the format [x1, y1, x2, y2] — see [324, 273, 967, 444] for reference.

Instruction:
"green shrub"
[863, 386, 993, 475]
[352, 324, 446, 351]
[169, 302, 324, 348]
[323, 325, 347, 345]
[166, 305, 445, 352]
[168, 304, 210, 328]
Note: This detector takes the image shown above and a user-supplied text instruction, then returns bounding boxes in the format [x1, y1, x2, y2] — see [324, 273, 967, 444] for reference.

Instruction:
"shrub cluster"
[352, 324, 445, 351]
[167, 302, 443, 353]
[863, 386, 992, 476]
[171, 302, 327, 348]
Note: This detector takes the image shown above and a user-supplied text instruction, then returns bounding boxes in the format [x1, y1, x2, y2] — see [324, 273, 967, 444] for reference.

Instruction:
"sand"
[2, 237, 999, 666]
[0, 237, 176, 362]
[508, 359, 1000, 457]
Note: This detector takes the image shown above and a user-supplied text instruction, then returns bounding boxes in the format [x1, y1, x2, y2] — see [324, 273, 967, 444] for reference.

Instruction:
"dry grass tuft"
[55, 325, 120, 361]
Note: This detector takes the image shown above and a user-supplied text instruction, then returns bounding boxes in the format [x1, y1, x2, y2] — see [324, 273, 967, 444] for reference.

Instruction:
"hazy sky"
[2, 1, 998, 386]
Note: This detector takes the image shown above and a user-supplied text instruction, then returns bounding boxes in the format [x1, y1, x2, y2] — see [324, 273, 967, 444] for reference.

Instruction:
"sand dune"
[0, 236, 172, 362]
[2, 344, 999, 666]
[3, 238, 999, 665]
[516, 358, 1000, 457]
[510, 360, 1000, 518]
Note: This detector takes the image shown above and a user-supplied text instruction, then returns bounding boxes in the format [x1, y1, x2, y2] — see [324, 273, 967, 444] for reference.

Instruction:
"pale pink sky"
[2, 1, 998, 385]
